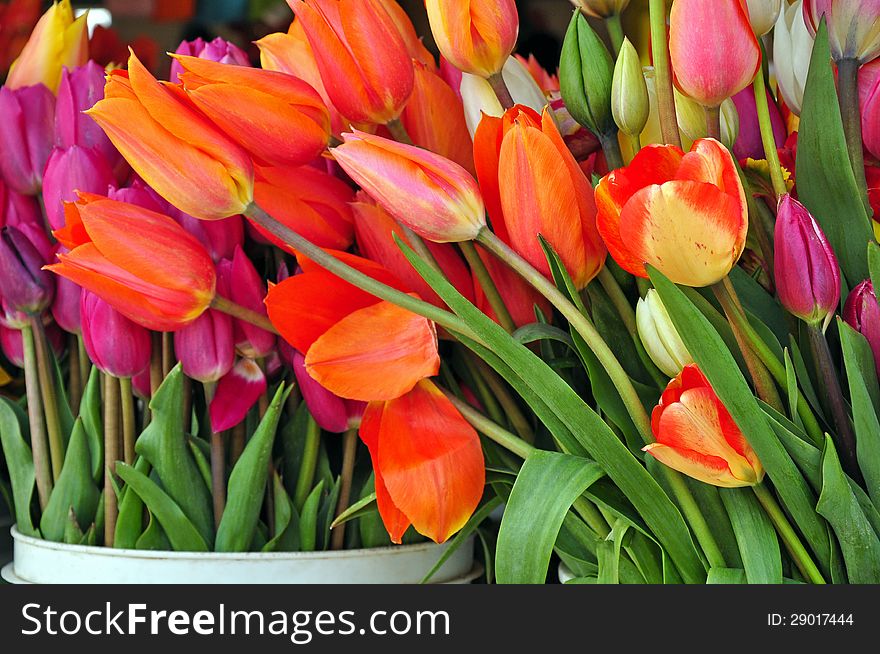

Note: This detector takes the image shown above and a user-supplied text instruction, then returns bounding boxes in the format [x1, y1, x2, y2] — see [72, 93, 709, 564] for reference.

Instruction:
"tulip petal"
[643, 443, 751, 488]
[209, 358, 267, 432]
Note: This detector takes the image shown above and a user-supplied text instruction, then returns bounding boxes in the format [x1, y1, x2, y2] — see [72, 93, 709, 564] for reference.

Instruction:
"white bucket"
[2, 526, 480, 584]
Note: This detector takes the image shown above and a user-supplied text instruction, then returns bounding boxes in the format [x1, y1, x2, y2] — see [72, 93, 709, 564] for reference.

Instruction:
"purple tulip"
[731, 85, 787, 161]
[774, 195, 840, 327]
[42, 145, 116, 230]
[0, 226, 54, 315]
[169, 37, 250, 83]
[107, 177, 169, 213]
[844, 280, 880, 375]
[0, 180, 54, 260]
[80, 290, 151, 378]
[175, 275, 235, 383]
[0, 84, 55, 195]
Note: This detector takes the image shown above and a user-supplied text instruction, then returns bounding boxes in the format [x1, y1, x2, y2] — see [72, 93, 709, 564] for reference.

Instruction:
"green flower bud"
[611, 38, 648, 137]
[560, 10, 616, 138]
[676, 91, 740, 149]
[636, 290, 693, 378]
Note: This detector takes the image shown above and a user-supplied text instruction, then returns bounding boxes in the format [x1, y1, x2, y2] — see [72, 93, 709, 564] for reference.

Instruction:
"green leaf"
[63, 507, 84, 545]
[317, 476, 341, 551]
[496, 450, 604, 584]
[869, 242, 880, 294]
[215, 384, 287, 552]
[330, 492, 377, 528]
[650, 267, 832, 576]
[135, 510, 171, 551]
[298, 480, 324, 552]
[187, 437, 213, 493]
[262, 471, 299, 552]
[0, 397, 37, 535]
[79, 367, 103, 482]
[512, 323, 575, 350]
[719, 488, 782, 584]
[596, 519, 629, 584]
[421, 496, 502, 584]
[115, 462, 208, 552]
[135, 365, 214, 546]
[357, 475, 391, 549]
[39, 419, 100, 542]
[114, 456, 150, 549]
[796, 20, 873, 285]
[817, 436, 880, 583]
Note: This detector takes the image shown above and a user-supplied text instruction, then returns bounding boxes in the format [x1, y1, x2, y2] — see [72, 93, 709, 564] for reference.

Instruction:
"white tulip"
[636, 290, 693, 378]
[460, 56, 548, 137]
[773, 0, 814, 115]
[745, 0, 784, 37]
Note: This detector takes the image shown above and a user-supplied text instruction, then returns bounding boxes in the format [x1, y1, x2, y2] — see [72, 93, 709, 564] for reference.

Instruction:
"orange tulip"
[473, 247, 551, 328]
[86, 52, 253, 221]
[645, 364, 764, 488]
[474, 105, 606, 289]
[360, 379, 484, 543]
[401, 61, 476, 176]
[266, 251, 439, 402]
[425, 0, 519, 78]
[669, 0, 761, 107]
[595, 139, 748, 287]
[288, 0, 414, 125]
[46, 194, 216, 331]
[332, 130, 486, 242]
[373, 0, 436, 69]
[252, 164, 355, 252]
[174, 54, 330, 168]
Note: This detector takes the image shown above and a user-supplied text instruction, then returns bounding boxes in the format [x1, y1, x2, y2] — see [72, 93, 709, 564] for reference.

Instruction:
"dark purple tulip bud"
[169, 37, 250, 82]
[0, 226, 54, 314]
[0, 84, 55, 195]
[80, 290, 151, 378]
[844, 280, 880, 375]
[774, 194, 840, 328]
[42, 145, 116, 230]
[1, 179, 54, 260]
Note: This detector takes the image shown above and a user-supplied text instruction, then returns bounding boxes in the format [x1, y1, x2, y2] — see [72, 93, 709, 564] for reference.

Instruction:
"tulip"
[560, 11, 616, 138]
[174, 282, 235, 384]
[209, 357, 267, 433]
[547, 95, 603, 164]
[570, 0, 630, 19]
[6, 0, 88, 93]
[460, 55, 547, 137]
[867, 164, 880, 230]
[351, 193, 476, 309]
[221, 246, 275, 359]
[669, 0, 761, 107]
[80, 290, 151, 379]
[47, 194, 216, 331]
[289, 0, 415, 125]
[402, 61, 475, 175]
[292, 350, 365, 433]
[86, 52, 254, 221]
[169, 208, 243, 264]
[773, 0, 814, 115]
[360, 379, 484, 543]
[803, 0, 880, 63]
[861, 59, 880, 160]
[169, 36, 250, 83]
[373, 0, 436, 69]
[636, 290, 693, 378]
[51, 264, 81, 334]
[251, 164, 354, 252]
[106, 177, 168, 214]
[0, 226, 54, 315]
[774, 195, 840, 327]
[174, 54, 331, 168]
[843, 280, 880, 375]
[1, 322, 64, 369]
[481, 106, 607, 288]
[675, 89, 740, 149]
[41, 146, 117, 231]
[266, 252, 439, 402]
[612, 38, 649, 138]
[0, 180, 53, 258]
[731, 86, 786, 160]
[332, 131, 486, 243]
[646, 364, 764, 487]
[425, 0, 518, 78]
[0, 83, 55, 195]
[745, 0, 784, 36]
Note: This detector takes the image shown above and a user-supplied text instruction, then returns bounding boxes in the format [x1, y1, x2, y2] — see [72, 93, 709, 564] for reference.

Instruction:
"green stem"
[210, 295, 279, 334]
[21, 324, 52, 509]
[573, 497, 612, 539]
[704, 105, 722, 141]
[30, 317, 64, 481]
[331, 428, 359, 550]
[487, 71, 515, 110]
[605, 13, 625, 55]
[119, 377, 136, 465]
[444, 390, 534, 460]
[77, 334, 89, 394]
[627, 132, 642, 161]
[460, 350, 507, 426]
[386, 117, 414, 146]
[471, 355, 535, 443]
[752, 69, 788, 198]
[103, 373, 120, 547]
[649, 0, 682, 148]
[68, 334, 82, 412]
[203, 381, 226, 530]
[293, 414, 321, 511]
[149, 332, 163, 396]
[752, 483, 826, 584]
[461, 241, 516, 333]
[837, 58, 871, 212]
[161, 332, 174, 377]
[599, 132, 625, 170]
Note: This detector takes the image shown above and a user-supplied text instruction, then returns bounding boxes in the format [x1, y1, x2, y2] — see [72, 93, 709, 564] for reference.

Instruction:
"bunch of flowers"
[2, 0, 880, 584]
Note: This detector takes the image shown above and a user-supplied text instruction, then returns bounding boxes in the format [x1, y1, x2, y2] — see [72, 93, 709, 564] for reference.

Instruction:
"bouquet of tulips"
[3, 0, 880, 585]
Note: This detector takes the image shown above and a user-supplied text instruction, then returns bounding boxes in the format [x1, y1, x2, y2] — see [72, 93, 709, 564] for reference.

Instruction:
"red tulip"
[209, 357, 267, 432]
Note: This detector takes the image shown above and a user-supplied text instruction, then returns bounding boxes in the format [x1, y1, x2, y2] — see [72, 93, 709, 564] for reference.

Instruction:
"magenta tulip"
[169, 37, 250, 83]
[80, 290, 151, 378]
[0, 226, 54, 315]
[171, 210, 244, 263]
[209, 357, 267, 432]
[219, 247, 275, 359]
[0, 180, 53, 259]
[731, 85, 787, 160]
[41, 145, 116, 230]
[175, 275, 235, 384]
[860, 59, 880, 160]
[51, 254, 82, 334]
[292, 350, 365, 433]
[0, 84, 55, 195]
[844, 281, 880, 374]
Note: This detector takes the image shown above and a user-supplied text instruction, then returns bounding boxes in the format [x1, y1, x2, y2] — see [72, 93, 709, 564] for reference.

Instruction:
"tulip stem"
[119, 377, 136, 465]
[470, 353, 535, 443]
[704, 105, 722, 141]
[103, 373, 120, 547]
[21, 324, 52, 509]
[648, 0, 682, 148]
[331, 428, 359, 550]
[627, 133, 642, 160]
[444, 390, 534, 460]
[752, 483, 826, 584]
[149, 332, 163, 397]
[476, 228, 726, 569]
[161, 332, 174, 377]
[604, 13, 625, 55]
[599, 133, 625, 170]
[30, 316, 64, 481]
[293, 414, 321, 512]
[806, 324, 861, 482]
[77, 334, 90, 394]
[752, 69, 788, 198]
[386, 118, 414, 146]
[837, 58, 871, 212]
[488, 72, 516, 110]
[210, 295, 279, 335]
[68, 334, 82, 411]
[461, 242, 517, 333]
[203, 381, 226, 529]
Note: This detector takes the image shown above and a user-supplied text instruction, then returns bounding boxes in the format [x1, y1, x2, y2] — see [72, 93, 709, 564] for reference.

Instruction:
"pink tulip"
[731, 85, 787, 160]
[169, 37, 250, 83]
[107, 178, 168, 213]
[174, 273, 234, 384]
[41, 145, 116, 230]
[292, 350, 365, 432]
[0, 179, 53, 259]
[80, 290, 151, 378]
[218, 247, 275, 359]
[860, 59, 880, 160]
[170, 209, 244, 263]
[0, 83, 55, 195]
[844, 280, 880, 375]
[51, 252, 82, 334]
[209, 357, 267, 432]
[1, 322, 65, 369]
[804, 0, 880, 63]
[0, 225, 54, 315]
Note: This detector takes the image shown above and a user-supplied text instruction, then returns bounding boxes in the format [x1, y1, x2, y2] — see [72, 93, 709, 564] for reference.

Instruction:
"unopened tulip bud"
[804, 0, 880, 64]
[774, 195, 840, 327]
[731, 85, 786, 160]
[0, 226, 54, 315]
[169, 37, 250, 83]
[175, 307, 235, 384]
[1, 323, 65, 369]
[844, 280, 880, 375]
[42, 146, 117, 230]
[220, 246, 275, 359]
[292, 350, 365, 433]
[612, 38, 649, 137]
[0, 84, 55, 195]
[51, 256, 82, 334]
[676, 92, 740, 149]
[560, 11, 616, 138]
[861, 59, 880, 160]
[80, 290, 151, 378]
[636, 290, 693, 378]
[570, 0, 630, 19]
[774, 0, 813, 115]
[745, 0, 784, 37]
